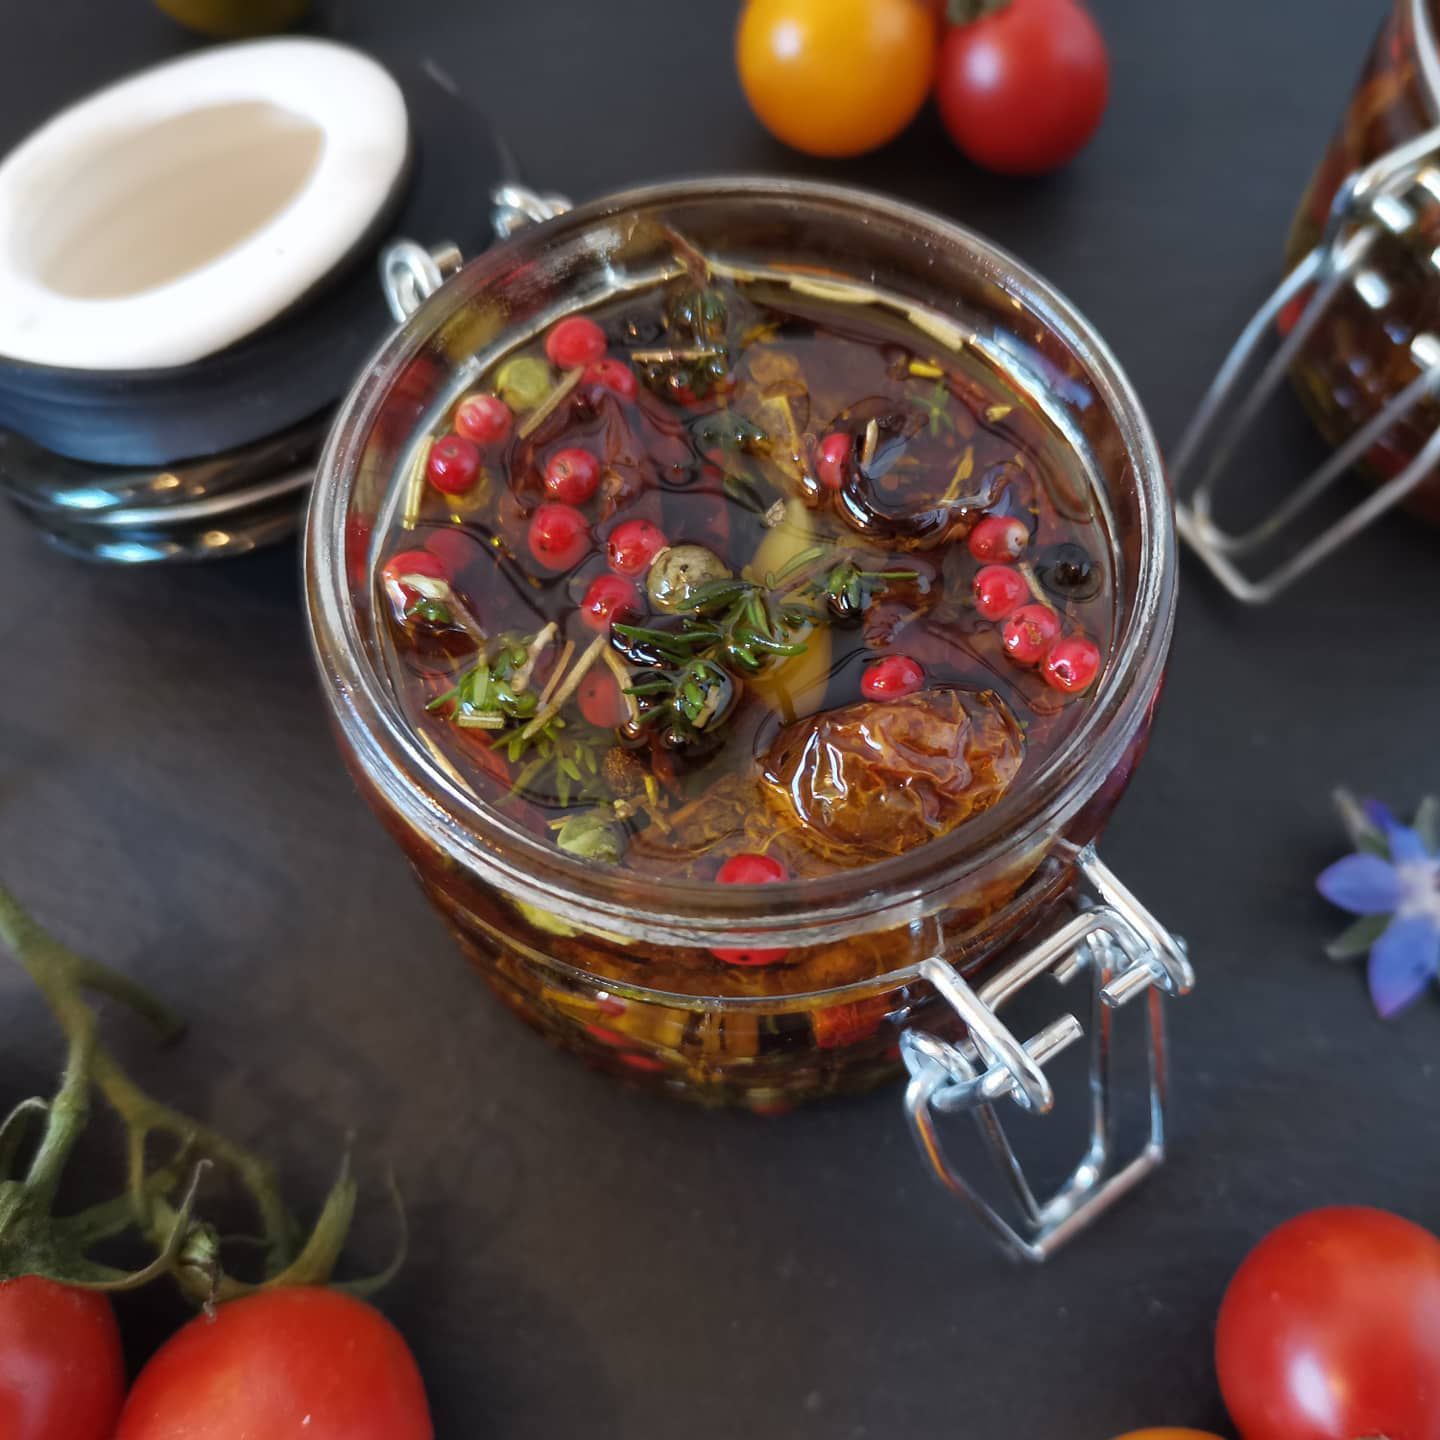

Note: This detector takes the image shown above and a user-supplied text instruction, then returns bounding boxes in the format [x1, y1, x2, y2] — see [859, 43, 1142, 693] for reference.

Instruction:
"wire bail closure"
[1172, 124, 1440, 603]
[901, 843, 1193, 1262]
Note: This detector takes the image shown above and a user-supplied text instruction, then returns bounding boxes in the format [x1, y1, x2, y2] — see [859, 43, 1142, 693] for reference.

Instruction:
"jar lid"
[0, 39, 409, 371]
[0, 39, 504, 558]
[0, 38, 411, 472]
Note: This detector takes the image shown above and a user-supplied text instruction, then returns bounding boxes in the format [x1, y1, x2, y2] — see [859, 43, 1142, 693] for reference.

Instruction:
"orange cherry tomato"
[736, 0, 937, 157]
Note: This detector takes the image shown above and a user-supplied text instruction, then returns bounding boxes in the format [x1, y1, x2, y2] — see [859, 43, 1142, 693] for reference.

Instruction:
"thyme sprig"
[426, 628, 611, 805]
[503, 720, 607, 808]
[914, 376, 956, 437]
[425, 631, 550, 730]
[615, 573, 815, 677]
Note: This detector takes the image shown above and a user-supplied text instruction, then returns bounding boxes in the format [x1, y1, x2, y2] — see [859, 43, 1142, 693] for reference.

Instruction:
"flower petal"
[1317, 853, 1401, 915]
[1386, 823, 1429, 865]
[1367, 915, 1440, 1019]
[1363, 797, 1399, 832]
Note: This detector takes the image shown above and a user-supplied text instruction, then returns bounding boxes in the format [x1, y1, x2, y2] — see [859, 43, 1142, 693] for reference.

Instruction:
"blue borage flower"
[1317, 791, 1440, 1018]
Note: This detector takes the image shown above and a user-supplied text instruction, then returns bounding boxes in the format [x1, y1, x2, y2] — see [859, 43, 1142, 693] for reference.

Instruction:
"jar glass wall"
[304, 179, 1175, 1109]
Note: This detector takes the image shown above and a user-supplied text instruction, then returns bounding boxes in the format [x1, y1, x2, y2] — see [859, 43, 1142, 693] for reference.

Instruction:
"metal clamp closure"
[901, 844, 1193, 1262]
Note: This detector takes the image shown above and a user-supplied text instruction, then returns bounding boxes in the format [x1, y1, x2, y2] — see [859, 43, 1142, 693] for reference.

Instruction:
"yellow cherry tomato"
[736, 0, 937, 158]
[745, 499, 832, 722]
[153, 0, 310, 34]
[1110, 1431, 1228, 1439]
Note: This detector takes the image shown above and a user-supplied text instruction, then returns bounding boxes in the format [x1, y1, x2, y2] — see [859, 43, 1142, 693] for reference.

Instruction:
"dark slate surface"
[3, 2, 1437, 1434]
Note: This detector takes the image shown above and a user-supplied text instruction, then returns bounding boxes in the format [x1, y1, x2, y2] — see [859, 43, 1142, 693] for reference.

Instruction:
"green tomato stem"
[23, 1023, 95, 1212]
[0, 1100, 48, 1183]
[947, 0, 1012, 23]
[0, 880, 301, 1289]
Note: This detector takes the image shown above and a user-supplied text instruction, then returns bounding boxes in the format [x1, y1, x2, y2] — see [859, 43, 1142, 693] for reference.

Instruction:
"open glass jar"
[305, 179, 1188, 1260]
[1175, 0, 1440, 600]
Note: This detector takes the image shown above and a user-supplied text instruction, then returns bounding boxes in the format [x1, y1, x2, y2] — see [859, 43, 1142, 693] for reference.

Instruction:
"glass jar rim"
[304, 176, 1176, 955]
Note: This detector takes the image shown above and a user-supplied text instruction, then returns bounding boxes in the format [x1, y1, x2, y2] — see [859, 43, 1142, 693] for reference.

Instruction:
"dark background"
[3, 1, 1438, 1434]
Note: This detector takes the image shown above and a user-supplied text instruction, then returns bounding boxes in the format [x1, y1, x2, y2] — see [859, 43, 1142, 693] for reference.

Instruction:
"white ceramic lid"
[0, 38, 409, 372]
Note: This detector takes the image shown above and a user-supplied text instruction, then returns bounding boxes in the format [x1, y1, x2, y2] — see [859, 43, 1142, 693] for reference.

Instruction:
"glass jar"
[1174, 0, 1440, 601]
[305, 179, 1187, 1259]
[1287, 0, 1440, 524]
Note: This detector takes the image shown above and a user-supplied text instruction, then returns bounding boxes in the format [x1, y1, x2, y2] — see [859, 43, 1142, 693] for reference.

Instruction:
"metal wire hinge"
[491, 183, 572, 240]
[379, 185, 574, 326]
[901, 844, 1193, 1262]
[1173, 124, 1440, 603]
[380, 240, 464, 325]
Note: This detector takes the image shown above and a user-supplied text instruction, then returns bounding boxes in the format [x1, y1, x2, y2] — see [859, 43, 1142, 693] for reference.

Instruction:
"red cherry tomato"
[583, 358, 638, 402]
[527, 503, 591, 571]
[1216, 1207, 1440, 1440]
[545, 316, 607, 369]
[577, 668, 628, 728]
[967, 513, 1029, 563]
[861, 654, 924, 699]
[0, 1277, 124, 1440]
[454, 393, 512, 445]
[1042, 634, 1100, 693]
[817, 431, 852, 489]
[935, 0, 1109, 176]
[580, 573, 642, 631]
[425, 434, 481, 495]
[972, 563, 1028, 620]
[607, 518, 669, 577]
[713, 852, 789, 965]
[115, 1287, 432, 1440]
[544, 447, 602, 505]
[1001, 603, 1061, 666]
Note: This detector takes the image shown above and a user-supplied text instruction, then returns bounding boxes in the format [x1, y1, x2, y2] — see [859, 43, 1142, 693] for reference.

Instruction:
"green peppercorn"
[667, 286, 728, 344]
[554, 812, 622, 864]
[646, 544, 732, 613]
[496, 356, 553, 411]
